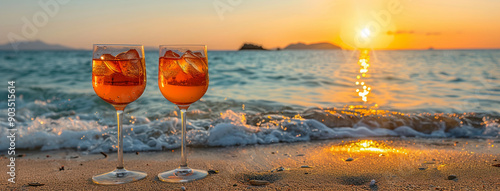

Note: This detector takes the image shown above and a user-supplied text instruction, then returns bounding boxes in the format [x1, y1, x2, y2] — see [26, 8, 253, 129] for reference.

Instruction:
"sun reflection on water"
[330, 140, 408, 154]
[355, 50, 371, 103]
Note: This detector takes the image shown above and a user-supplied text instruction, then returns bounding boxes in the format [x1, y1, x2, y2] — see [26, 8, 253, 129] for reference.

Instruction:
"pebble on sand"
[181, 186, 186, 190]
[345, 157, 354, 162]
[370, 179, 376, 186]
[276, 167, 285, 171]
[208, 170, 219, 174]
[300, 165, 311, 168]
[28, 182, 45, 187]
[249, 180, 270, 186]
[447, 175, 457, 180]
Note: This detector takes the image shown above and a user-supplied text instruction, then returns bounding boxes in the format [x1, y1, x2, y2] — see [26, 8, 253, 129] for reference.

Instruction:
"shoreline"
[2, 137, 499, 190]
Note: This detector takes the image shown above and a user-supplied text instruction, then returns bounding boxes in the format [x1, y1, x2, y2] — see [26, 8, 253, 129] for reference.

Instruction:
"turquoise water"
[0, 50, 499, 152]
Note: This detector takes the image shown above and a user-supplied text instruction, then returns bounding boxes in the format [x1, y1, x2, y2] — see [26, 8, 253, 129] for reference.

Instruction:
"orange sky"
[1, 0, 499, 50]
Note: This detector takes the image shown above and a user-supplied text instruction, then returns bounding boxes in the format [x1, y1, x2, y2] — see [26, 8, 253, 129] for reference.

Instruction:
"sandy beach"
[1, 138, 499, 190]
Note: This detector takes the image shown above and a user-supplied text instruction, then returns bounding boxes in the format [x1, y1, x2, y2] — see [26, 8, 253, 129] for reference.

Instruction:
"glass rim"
[159, 44, 206, 47]
[93, 44, 143, 47]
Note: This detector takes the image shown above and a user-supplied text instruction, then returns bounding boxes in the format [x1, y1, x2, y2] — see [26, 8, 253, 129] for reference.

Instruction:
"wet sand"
[1, 138, 499, 190]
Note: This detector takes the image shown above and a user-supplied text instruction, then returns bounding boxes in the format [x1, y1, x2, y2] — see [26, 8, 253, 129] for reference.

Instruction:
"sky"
[1, 0, 499, 50]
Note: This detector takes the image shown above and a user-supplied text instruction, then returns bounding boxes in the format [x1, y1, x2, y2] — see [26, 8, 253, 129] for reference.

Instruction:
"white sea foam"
[1, 110, 498, 152]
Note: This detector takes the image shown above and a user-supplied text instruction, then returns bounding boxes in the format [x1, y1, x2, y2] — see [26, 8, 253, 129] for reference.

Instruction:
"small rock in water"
[447, 175, 457, 180]
[300, 165, 311, 168]
[249, 180, 269, 186]
[180, 186, 186, 190]
[276, 167, 285, 171]
[345, 157, 354, 162]
[370, 179, 376, 186]
[46, 155, 50, 158]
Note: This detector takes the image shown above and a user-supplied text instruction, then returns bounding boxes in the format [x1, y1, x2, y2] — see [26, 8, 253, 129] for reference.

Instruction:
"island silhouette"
[239, 42, 341, 51]
[0, 40, 74, 51]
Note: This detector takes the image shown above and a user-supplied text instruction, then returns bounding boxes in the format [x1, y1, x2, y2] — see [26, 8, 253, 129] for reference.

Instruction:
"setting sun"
[360, 28, 371, 38]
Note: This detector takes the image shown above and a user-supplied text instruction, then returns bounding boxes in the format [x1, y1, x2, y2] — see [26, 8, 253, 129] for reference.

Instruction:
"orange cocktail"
[92, 49, 146, 110]
[158, 50, 208, 107]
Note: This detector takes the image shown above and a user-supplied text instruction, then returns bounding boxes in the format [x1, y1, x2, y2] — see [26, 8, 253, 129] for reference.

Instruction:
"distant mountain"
[239, 43, 266, 51]
[284, 42, 341, 50]
[0, 40, 74, 51]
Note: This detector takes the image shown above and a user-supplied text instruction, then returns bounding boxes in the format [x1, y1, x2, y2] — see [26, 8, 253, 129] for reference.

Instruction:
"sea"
[0, 49, 499, 152]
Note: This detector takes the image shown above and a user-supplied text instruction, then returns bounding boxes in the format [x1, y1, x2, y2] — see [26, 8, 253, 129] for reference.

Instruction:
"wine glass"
[91, 44, 147, 184]
[157, 45, 209, 182]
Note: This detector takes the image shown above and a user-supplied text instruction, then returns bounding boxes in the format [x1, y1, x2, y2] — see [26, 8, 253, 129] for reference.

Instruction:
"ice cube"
[116, 49, 141, 60]
[100, 54, 121, 73]
[182, 50, 207, 74]
[116, 49, 143, 77]
[163, 50, 180, 58]
[93, 60, 113, 76]
[119, 59, 143, 77]
[160, 59, 181, 78]
[176, 58, 193, 74]
[193, 52, 204, 58]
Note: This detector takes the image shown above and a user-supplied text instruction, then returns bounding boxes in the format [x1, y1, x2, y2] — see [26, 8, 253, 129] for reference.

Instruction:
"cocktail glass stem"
[157, 106, 207, 182]
[180, 108, 187, 167]
[91, 107, 147, 185]
[116, 109, 124, 169]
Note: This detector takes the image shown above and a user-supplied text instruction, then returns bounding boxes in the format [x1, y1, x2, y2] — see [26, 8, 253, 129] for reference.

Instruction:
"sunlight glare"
[360, 28, 371, 38]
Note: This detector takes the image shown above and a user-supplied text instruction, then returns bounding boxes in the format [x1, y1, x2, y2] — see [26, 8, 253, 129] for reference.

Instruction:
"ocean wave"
[1, 108, 498, 153]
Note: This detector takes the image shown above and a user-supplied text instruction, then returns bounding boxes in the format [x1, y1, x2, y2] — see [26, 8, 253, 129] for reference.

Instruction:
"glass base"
[92, 168, 147, 185]
[158, 167, 208, 183]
